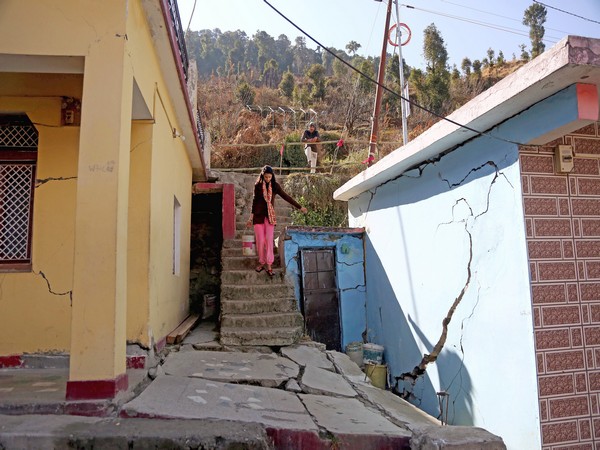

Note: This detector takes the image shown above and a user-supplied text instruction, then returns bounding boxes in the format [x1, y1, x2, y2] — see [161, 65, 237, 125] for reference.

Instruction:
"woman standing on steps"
[246, 165, 307, 277]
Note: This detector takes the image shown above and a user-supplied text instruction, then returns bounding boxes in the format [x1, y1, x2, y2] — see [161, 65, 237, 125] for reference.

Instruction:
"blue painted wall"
[282, 228, 366, 348]
[346, 85, 587, 450]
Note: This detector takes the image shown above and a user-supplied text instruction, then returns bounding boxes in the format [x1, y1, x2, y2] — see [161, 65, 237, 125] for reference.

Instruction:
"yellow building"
[0, 0, 207, 399]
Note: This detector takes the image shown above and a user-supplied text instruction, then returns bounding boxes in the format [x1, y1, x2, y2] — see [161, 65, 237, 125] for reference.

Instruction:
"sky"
[177, 0, 600, 70]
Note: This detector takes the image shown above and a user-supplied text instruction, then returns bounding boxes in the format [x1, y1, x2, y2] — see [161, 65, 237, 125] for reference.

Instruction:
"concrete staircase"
[219, 177, 304, 346]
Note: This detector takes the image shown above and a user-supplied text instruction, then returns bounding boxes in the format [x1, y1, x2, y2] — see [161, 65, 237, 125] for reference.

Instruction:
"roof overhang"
[334, 36, 600, 202]
[141, 0, 207, 181]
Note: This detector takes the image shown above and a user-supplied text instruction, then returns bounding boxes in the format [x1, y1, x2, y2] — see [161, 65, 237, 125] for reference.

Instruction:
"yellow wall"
[127, 123, 153, 347]
[127, 0, 192, 346]
[0, 92, 80, 354]
[0, 0, 194, 362]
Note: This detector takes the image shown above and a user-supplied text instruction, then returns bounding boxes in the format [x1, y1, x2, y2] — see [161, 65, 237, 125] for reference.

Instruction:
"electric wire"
[533, 0, 600, 25]
[262, 0, 524, 147]
[440, 0, 573, 35]
[402, 4, 561, 43]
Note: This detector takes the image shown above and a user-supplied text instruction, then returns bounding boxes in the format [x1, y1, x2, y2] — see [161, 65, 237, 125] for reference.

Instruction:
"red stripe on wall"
[66, 373, 128, 400]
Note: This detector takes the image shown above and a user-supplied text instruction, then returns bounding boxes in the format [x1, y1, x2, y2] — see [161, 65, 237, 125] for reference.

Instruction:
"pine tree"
[523, 3, 547, 58]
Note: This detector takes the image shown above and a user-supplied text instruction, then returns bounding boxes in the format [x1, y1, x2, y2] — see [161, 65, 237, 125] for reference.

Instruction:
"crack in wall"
[397, 226, 473, 393]
[394, 157, 511, 403]
[35, 176, 77, 187]
[35, 270, 72, 306]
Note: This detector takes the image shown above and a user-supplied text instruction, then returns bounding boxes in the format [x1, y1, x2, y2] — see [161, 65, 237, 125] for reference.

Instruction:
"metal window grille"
[0, 124, 38, 149]
[0, 164, 34, 261]
[0, 121, 37, 265]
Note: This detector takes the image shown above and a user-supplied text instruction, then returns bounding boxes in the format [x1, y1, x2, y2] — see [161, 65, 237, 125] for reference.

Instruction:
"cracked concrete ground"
[0, 321, 506, 449]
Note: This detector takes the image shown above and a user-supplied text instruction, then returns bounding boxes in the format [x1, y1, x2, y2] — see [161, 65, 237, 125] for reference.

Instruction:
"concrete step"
[222, 247, 281, 257]
[222, 256, 281, 271]
[221, 283, 294, 300]
[221, 269, 286, 285]
[221, 297, 297, 315]
[219, 326, 303, 346]
[221, 311, 303, 328]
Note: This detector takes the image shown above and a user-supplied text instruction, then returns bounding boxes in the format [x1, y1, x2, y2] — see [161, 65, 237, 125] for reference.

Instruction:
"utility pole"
[395, 0, 409, 146]
[367, 0, 393, 168]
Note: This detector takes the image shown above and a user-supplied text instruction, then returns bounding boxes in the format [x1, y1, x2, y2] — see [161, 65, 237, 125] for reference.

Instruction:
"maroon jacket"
[251, 181, 302, 225]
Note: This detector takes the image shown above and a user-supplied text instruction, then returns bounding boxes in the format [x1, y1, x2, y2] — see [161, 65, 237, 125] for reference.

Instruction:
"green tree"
[305, 63, 326, 101]
[355, 59, 375, 94]
[262, 58, 280, 88]
[523, 3, 546, 58]
[423, 24, 448, 74]
[519, 43, 530, 62]
[472, 59, 482, 77]
[235, 80, 255, 105]
[292, 84, 310, 107]
[497, 50, 505, 66]
[486, 48, 495, 67]
[461, 57, 472, 77]
[420, 23, 451, 114]
[279, 71, 295, 99]
[345, 40, 361, 56]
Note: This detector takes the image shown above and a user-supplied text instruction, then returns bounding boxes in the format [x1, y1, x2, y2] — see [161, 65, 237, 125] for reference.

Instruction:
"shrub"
[282, 173, 350, 227]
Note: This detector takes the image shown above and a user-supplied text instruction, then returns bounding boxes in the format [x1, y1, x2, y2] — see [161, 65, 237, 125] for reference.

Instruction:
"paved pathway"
[0, 321, 506, 449]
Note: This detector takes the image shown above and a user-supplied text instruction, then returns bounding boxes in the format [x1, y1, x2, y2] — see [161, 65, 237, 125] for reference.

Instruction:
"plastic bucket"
[345, 342, 364, 367]
[363, 343, 384, 365]
[242, 234, 256, 256]
[365, 363, 387, 389]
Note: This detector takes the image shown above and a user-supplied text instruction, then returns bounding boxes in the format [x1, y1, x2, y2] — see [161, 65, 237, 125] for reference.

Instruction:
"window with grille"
[0, 115, 37, 270]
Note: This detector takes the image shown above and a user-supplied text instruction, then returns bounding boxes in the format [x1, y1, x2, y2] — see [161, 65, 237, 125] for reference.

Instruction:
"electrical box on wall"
[555, 145, 574, 173]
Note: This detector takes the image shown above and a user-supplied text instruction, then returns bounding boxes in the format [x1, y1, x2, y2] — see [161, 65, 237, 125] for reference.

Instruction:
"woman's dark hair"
[255, 165, 276, 185]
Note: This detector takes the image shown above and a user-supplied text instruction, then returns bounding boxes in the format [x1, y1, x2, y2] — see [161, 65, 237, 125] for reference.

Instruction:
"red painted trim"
[577, 83, 599, 121]
[192, 183, 222, 194]
[159, 0, 207, 181]
[0, 355, 24, 368]
[126, 355, 146, 369]
[222, 184, 236, 240]
[66, 372, 128, 400]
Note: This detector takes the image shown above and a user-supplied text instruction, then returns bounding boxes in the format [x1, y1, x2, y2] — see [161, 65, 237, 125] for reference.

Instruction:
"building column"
[67, 32, 133, 400]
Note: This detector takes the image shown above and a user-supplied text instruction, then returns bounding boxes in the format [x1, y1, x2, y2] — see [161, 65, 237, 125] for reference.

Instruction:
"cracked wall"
[0, 93, 79, 355]
[342, 87, 594, 450]
[282, 229, 367, 348]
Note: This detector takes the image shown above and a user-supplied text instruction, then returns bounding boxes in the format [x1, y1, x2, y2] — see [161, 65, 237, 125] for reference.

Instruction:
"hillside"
[187, 28, 528, 174]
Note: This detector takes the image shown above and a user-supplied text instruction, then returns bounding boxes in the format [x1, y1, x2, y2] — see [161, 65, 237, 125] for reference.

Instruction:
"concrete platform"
[161, 350, 299, 388]
[0, 337, 506, 449]
[122, 375, 318, 432]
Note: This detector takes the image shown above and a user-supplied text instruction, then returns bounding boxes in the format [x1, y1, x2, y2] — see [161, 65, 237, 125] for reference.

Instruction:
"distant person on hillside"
[301, 122, 320, 174]
[246, 165, 307, 277]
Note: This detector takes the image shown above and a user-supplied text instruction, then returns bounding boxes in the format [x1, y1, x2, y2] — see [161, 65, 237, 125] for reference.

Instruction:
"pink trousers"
[254, 218, 275, 266]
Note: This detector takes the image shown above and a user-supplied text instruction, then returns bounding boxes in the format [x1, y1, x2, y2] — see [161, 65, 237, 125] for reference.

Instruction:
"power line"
[439, 0, 573, 35]
[402, 4, 561, 44]
[533, 0, 600, 25]
[262, 0, 525, 148]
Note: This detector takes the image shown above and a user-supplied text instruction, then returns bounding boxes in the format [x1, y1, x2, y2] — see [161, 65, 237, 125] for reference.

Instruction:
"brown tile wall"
[521, 123, 600, 450]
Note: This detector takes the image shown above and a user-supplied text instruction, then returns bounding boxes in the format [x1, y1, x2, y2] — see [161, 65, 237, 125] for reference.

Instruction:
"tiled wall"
[521, 122, 600, 449]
